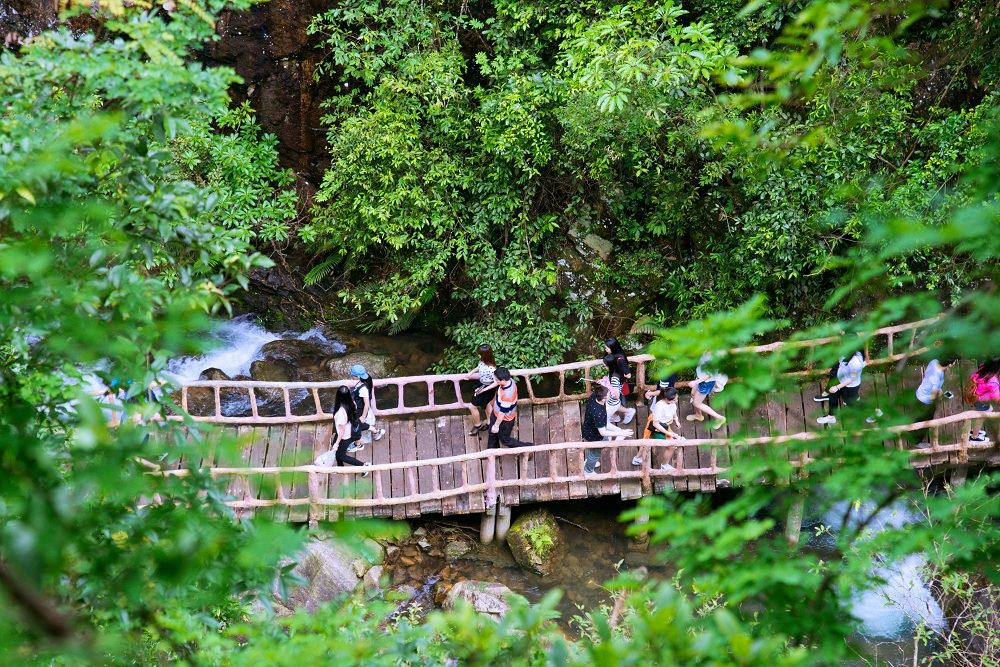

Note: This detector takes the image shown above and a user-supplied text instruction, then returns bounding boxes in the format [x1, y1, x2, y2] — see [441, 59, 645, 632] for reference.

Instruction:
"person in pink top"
[968, 359, 1000, 444]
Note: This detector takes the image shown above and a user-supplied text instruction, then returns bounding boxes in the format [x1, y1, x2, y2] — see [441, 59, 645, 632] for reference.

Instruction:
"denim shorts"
[697, 380, 716, 395]
[974, 401, 994, 412]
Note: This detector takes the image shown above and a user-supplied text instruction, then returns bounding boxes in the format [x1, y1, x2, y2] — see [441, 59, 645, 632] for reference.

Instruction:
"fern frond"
[304, 255, 339, 286]
[629, 315, 664, 337]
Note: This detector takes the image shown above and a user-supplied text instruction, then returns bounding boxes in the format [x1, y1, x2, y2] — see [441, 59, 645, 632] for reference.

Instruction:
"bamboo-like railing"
[159, 317, 940, 425]
[150, 410, 998, 523]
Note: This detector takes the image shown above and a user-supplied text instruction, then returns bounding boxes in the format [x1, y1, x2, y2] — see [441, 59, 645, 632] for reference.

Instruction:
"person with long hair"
[346, 364, 386, 453]
[602, 354, 636, 425]
[582, 384, 632, 474]
[466, 343, 499, 435]
[603, 336, 633, 391]
[315, 386, 369, 473]
[967, 358, 1000, 444]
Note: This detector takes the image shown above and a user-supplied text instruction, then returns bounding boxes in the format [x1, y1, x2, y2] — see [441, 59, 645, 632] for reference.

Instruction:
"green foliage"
[171, 101, 298, 244]
[302, 0, 996, 360]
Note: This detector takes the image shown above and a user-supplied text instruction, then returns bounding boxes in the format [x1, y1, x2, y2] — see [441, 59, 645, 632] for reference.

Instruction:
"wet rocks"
[276, 538, 363, 613]
[506, 509, 563, 577]
[443, 580, 523, 621]
[327, 351, 399, 380]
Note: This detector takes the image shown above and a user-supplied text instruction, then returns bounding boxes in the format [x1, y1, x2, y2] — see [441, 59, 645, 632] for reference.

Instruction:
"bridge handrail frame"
[147, 409, 997, 517]
[167, 317, 942, 424]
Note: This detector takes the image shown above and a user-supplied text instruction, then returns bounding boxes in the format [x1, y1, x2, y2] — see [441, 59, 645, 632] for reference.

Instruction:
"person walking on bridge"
[582, 385, 632, 474]
[633, 382, 682, 469]
[816, 351, 865, 426]
[967, 358, 999, 444]
[315, 386, 370, 475]
[487, 368, 532, 449]
[466, 343, 499, 435]
[347, 364, 385, 453]
[687, 352, 728, 431]
[907, 356, 958, 447]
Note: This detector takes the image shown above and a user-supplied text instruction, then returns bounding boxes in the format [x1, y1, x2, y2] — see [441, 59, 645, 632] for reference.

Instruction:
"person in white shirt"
[346, 364, 386, 453]
[817, 351, 865, 425]
[907, 356, 958, 446]
[632, 384, 684, 469]
[687, 352, 728, 431]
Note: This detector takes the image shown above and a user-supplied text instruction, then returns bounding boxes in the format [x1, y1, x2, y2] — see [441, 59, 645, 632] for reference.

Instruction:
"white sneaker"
[970, 432, 991, 443]
[631, 455, 642, 467]
[622, 408, 636, 424]
[594, 460, 601, 469]
[360, 462, 371, 477]
[817, 415, 837, 425]
[865, 416, 877, 424]
[660, 463, 676, 472]
[314, 451, 337, 466]
[979, 429, 988, 439]
[915, 441, 931, 449]
[875, 408, 884, 417]
[373, 427, 386, 441]
[346, 442, 365, 453]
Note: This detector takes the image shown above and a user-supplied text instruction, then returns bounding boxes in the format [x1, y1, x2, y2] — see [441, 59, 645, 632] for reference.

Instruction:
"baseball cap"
[350, 364, 369, 379]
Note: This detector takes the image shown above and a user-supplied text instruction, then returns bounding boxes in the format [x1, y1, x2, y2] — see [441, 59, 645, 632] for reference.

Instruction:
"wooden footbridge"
[147, 319, 999, 529]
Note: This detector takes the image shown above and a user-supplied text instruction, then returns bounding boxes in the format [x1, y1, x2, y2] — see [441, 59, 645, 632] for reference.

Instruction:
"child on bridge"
[487, 368, 532, 449]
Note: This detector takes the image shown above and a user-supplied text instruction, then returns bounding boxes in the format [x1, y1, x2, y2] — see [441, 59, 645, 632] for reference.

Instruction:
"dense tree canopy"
[1, 0, 999, 665]
[300, 0, 997, 369]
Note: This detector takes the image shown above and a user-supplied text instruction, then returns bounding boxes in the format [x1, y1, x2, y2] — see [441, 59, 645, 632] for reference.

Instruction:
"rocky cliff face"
[205, 0, 336, 188]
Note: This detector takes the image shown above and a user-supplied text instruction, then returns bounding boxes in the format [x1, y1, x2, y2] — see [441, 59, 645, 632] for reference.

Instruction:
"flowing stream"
[179, 317, 945, 664]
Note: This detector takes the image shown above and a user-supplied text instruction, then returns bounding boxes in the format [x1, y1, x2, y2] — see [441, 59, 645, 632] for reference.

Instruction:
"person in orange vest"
[487, 367, 532, 449]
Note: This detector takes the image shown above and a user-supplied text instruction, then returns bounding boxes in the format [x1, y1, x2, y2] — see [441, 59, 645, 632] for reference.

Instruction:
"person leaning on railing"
[467, 343, 499, 436]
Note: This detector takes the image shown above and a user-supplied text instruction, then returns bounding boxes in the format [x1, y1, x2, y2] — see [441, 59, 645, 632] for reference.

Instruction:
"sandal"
[469, 423, 489, 435]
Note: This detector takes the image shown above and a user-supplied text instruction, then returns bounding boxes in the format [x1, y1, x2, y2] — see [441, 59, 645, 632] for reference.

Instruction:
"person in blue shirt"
[908, 356, 958, 447]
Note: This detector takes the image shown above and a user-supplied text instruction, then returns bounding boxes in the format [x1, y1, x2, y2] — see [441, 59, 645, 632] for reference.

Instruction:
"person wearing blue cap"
[346, 363, 386, 453]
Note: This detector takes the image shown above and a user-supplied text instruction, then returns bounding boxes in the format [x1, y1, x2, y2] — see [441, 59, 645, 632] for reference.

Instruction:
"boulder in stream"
[443, 580, 524, 621]
[327, 351, 399, 380]
[276, 537, 362, 613]
[177, 367, 231, 416]
[506, 509, 563, 576]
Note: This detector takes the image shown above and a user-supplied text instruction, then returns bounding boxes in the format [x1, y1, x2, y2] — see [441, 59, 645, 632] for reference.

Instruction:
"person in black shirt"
[582, 385, 631, 474]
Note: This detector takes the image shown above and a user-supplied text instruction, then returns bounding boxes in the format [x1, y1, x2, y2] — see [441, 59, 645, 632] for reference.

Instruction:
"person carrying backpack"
[346, 364, 386, 453]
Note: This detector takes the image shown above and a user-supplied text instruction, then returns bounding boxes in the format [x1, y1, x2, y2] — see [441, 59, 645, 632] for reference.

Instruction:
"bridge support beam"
[784, 492, 806, 549]
[495, 504, 512, 542]
[480, 504, 498, 544]
[951, 465, 969, 487]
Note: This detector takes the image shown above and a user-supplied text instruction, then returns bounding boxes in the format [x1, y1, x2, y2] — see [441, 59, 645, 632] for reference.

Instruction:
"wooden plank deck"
[193, 371, 995, 523]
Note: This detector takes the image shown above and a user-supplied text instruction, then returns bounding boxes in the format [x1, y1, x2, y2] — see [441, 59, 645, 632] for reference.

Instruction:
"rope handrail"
[159, 317, 943, 424]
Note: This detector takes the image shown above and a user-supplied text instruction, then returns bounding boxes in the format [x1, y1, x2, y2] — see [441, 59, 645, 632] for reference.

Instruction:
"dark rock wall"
[205, 0, 337, 188]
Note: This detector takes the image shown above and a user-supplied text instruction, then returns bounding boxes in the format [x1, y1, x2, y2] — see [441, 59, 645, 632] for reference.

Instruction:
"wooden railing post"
[886, 332, 894, 359]
[485, 454, 497, 508]
[311, 388, 324, 417]
[213, 386, 222, 419]
[282, 388, 291, 419]
[307, 469, 319, 528]
[181, 386, 189, 413]
[249, 387, 259, 418]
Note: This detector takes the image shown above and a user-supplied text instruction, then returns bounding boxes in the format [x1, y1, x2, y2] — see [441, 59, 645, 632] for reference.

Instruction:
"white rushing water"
[165, 315, 346, 383]
[817, 500, 945, 639]
[166, 315, 281, 382]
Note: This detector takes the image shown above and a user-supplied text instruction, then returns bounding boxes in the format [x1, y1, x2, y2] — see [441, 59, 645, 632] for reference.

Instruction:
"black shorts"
[471, 385, 497, 408]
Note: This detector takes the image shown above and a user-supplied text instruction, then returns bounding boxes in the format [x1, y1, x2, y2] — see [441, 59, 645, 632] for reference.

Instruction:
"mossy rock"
[506, 509, 563, 576]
